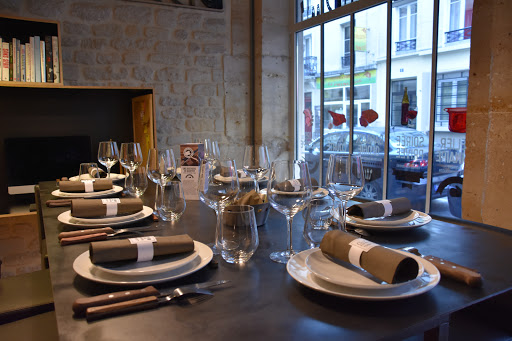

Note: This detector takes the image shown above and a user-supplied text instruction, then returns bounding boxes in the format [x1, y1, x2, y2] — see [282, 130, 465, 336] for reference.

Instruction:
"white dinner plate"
[71, 209, 145, 224]
[348, 210, 419, 226]
[69, 173, 126, 182]
[51, 185, 123, 198]
[304, 249, 424, 289]
[95, 242, 202, 277]
[332, 209, 432, 231]
[57, 206, 153, 227]
[72, 241, 213, 285]
[287, 248, 440, 300]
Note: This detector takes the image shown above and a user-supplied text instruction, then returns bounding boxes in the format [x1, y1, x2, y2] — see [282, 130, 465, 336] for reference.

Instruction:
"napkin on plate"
[235, 189, 266, 205]
[88, 167, 107, 178]
[59, 179, 113, 193]
[347, 197, 412, 219]
[89, 234, 195, 264]
[319, 230, 419, 284]
[71, 198, 143, 218]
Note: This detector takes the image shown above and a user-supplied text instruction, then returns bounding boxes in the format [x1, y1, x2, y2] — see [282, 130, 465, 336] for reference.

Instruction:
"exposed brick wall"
[0, 0, 255, 163]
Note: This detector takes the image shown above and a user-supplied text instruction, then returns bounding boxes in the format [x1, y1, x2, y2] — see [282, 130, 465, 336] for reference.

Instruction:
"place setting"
[57, 197, 153, 227]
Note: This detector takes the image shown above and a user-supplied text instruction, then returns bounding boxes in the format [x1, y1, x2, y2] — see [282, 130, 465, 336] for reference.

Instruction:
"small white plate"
[57, 206, 153, 227]
[51, 185, 123, 198]
[287, 248, 440, 300]
[72, 241, 213, 285]
[69, 173, 126, 182]
[95, 242, 202, 277]
[348, 210, 419, 226]
[304, 249, 424, 289]
[71, 209, 145, 224]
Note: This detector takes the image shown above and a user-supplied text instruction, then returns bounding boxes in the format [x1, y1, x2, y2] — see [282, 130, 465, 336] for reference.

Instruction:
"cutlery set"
[73, 280, 229, 321]
[59, 226, 159, 245]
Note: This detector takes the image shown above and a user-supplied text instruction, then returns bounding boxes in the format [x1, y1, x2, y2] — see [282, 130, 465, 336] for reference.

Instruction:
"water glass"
[128, 165, 148, 197]
[219, 205, 259, 264]
[303, 190, 336, 248]
[79, 163, 99, 181]
[158, 180, 186, 221]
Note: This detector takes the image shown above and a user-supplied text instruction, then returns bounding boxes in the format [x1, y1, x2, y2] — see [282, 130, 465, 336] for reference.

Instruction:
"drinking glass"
[147, 148, 176, 216]
[198, 159, 240, 253]
[203, 138, 221, 160]
[219, 205, 259, 264]
[267, 160, 312, 263]
[128, 165, 148, 197]
[242, 144, 270, 193]
[303, 188, 336, 248]
[97, 141, 119, 179]
[79, 163, 100, 181]
[326, 154, 365, 232]
[158, 180, 186, 221]
[120, 142, 143, 192]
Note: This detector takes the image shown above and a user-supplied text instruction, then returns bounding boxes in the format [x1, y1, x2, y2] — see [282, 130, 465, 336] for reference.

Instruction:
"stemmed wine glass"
[203, 139, 221, 161]
[198, 159, 240, 254]
[119, 142, 143, 193]
[326, 154, 365, 232]
[267, 160, 312, 264]
[97, 141, 119, 179]
[243, 144, 270, 193]
[147, 148, 176, 219]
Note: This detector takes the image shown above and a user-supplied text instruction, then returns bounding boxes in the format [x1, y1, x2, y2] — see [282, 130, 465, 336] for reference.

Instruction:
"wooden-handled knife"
[401, 247, 482, 287]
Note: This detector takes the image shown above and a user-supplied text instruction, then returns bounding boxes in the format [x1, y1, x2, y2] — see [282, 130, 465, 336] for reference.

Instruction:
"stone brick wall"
[0, 0, 258, 163]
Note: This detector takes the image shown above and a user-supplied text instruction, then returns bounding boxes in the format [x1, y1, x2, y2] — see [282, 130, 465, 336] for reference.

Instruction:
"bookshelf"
[0, 15, 63, 85]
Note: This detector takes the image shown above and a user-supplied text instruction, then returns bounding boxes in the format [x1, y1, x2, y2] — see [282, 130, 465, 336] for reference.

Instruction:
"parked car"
[303, 126, 464, 207]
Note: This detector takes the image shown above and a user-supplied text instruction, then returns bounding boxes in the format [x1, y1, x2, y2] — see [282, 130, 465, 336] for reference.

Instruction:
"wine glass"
[198, 159, 240, 254]
[203, 139, 221, 161]
[267, 160, 312, 263]
[120, 142, 143, 192]
[128, 165, 148, 197]
[147, 148, 176, 219]
[326, 154, 365, 232]
[97, 141, 119, 179]
[242, 144, 270, 193]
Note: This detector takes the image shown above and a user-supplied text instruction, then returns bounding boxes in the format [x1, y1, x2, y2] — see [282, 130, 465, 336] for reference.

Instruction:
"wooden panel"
[132, 94, 156, 166]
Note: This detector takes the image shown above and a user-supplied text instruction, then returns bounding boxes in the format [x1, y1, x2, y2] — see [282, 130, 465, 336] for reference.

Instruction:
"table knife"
[59, 226, 156, 245]
[401, 247, 482, 287]
[72, 279, 230, 317]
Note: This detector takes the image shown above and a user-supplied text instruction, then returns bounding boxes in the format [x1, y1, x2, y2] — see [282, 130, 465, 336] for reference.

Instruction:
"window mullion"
[319, 23, 325, 184]
[349, 13, 355, 154]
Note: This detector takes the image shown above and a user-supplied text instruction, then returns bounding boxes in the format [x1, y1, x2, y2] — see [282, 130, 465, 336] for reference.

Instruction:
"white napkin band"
[82, 180, 94, 193]
[380, 200, 393, 216]
[289, 179, 301, 191]
[130, 236, 157, 262]
[102, 198, 121, 216]
[348, 238, 378, 268]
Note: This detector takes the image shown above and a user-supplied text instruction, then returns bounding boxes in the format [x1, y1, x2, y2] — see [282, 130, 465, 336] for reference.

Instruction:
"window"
[396, 2, 417, 52]
[445, 0, 472, 43]
[294, 0, 471, 218]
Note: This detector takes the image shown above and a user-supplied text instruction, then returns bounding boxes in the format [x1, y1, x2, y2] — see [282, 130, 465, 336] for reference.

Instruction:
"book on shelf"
[11, 38, 16, 81]
[39, 39, 45, 83]
[9, 41, 13, 81]
[15, 38, 20, 81]
[44, 36, 53, 83]
[52, 36, 60, 83]
[33, 36, 40, 83]
[20, 44, 25, 82]
[26, 42, 31, 82]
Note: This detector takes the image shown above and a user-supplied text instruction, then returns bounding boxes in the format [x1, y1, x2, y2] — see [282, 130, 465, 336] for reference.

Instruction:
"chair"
[34, 185, 49, 269]
[0, 196, 56, 336]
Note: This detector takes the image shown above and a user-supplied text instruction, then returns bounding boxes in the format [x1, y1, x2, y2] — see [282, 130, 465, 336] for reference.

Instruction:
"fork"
[59, 226, 158, 245]
[86, 288, 213, 321]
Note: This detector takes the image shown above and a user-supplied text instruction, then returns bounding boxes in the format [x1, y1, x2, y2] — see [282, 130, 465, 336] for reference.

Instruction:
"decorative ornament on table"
[359, 109, 379, 127]
[328, 111, 346, 126]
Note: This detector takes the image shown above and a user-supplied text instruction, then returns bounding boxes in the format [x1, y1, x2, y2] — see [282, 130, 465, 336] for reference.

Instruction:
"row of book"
[0, 35, 60, 83]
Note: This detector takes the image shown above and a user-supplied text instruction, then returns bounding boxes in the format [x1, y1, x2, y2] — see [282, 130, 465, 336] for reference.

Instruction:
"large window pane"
[296, 26, 321, 182]
[388, 0, 432, 211]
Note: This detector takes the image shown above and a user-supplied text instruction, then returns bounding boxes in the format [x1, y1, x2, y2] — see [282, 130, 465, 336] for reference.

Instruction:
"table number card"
[180, 143, 204, 200]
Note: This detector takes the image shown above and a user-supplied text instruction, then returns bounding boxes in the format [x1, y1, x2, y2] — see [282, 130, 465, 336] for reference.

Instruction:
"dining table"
[38, 180, 512, 341]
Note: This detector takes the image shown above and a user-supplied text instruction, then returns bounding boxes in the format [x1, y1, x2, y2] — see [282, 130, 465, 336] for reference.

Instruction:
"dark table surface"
[39, 181, 512, 341]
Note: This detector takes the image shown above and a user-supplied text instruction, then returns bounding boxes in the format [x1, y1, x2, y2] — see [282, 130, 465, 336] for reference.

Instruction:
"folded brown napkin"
[71, 198, 143, 218]
[235, 189, 266, 205]
[89, 234, 195, 264]
[347, 197, 412, 219]
[88, 167, 107, 178]
[275, 178, 318, 192]
[320, 230, 419, 284]
[46, 199, 73, 207]
[59, 179, 113, 193]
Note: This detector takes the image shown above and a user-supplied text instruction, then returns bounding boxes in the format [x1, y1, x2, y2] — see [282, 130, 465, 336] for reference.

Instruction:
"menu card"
[180, 143, 204, 200]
